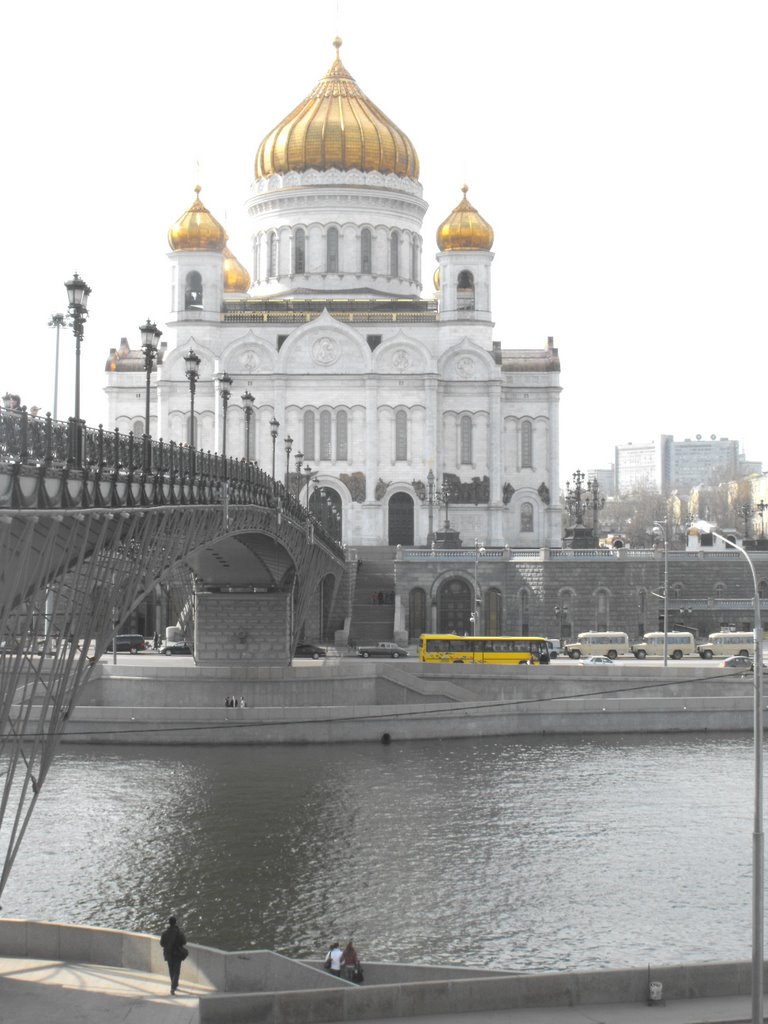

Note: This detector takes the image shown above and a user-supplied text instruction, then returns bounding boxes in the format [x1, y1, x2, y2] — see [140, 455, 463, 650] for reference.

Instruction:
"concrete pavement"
[0, 955, 757, 1024]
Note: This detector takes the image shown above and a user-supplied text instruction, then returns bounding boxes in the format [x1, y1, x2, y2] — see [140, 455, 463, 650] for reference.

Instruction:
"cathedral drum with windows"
[104, 38, 562, 549]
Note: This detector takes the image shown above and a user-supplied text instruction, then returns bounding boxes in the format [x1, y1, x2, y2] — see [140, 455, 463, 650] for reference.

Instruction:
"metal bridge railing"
[0, 408, 342, 554]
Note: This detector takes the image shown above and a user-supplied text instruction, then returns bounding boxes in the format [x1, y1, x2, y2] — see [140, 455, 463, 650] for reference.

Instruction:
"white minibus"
[630, 631, 696, 660]
[696, 632, 754, 659]
[563, 632, 630, 659]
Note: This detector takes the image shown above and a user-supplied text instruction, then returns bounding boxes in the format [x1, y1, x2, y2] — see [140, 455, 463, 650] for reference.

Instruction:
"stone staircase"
[348, 546, 397, 646]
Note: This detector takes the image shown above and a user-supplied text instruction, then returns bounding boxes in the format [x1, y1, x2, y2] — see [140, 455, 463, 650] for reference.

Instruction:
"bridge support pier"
[194, 591, 291, 665]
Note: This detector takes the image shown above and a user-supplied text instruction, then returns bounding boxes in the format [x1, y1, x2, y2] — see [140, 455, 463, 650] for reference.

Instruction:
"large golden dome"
[168, 185, 228, 252]
[223, 247, 251, 292]
[436, 185, 494, 252]
[255, 38, 419, 181]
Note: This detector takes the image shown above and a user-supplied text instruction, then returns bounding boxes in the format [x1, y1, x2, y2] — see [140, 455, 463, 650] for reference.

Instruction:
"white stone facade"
[105, 144, 562, 553]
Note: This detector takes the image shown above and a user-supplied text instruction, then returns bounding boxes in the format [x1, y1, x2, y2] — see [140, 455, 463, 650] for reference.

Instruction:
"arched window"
[714, 582, 726, 598]
[411, 237, 419, 283]
[395, 410, 408, 461]
[519, 589, 530, 634]
[457, 269, 475, 310]
[485, 588, 503, 635]
[460, 415, 473, 465]
[520, 421, 533, 468]
[596, 589, 610, 631]
[294, 228, 306, 274]
[671, 582, 684, 598]
[268, 232, 278, 279]
[319, 410, 332, 460]
[327, 228, 339, 273]
[184, 270, 203, 310]
[408, 588, 427, 639]
[520, 501, 534, 533]
[361, 229, 372, 274]
[759, 581, 768, 599]
[303, 410, 315, 460]
[390, 232, 399, 277]
[336, 410, 348, 461]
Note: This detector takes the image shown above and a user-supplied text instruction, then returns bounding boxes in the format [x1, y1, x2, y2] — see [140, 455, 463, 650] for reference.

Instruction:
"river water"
[1, 733, 758, 972]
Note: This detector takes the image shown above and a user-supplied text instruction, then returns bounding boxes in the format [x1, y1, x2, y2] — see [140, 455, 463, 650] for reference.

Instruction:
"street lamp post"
[472, 538, 486, 635]
[695, 519, 763, 1024]
[303, 465, 313, 508]
[183, 349, 201, 448]
[48, 313, 70, 420]
[294, 451, 304, 500]
[284, 435, 293, 492]
[217, 374, 232, 458]
[653, 518, 669, 667]
[270, 416, 280, 490]
[242, 391, 254, 462]
[140, 319, 162, 436]
[64, 273, 91, 466]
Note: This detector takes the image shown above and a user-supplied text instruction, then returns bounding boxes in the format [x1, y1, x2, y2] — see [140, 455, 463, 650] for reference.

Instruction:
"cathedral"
[105, 38, 562, 554]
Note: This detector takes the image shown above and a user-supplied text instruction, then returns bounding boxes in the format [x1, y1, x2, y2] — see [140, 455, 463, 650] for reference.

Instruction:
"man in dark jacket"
[160, 915, 187, 995]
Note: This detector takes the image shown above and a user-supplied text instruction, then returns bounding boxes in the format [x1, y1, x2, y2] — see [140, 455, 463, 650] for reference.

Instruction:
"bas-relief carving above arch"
[221, 330, 277, 375]
[438, 338, 498, 381]
[277, 310, 369, 374]
[160, 339, 217, 382]
[372, 332, 431, 374]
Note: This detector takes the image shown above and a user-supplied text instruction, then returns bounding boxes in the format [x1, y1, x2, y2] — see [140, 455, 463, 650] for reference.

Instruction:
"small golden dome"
[436, 185, 494, 252]
[433, 266, 440, 291]
[223, 247, 251, 292]
[168, 185, 228, 252]
[255, 38, 419, 180]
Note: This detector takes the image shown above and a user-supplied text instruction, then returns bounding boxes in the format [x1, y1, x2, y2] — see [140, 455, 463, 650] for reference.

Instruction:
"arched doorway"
[438, 578, 472, 635]
[388, 492, 414, 545]
[409, 587, 427, 639]
[309, 487, 343, 543]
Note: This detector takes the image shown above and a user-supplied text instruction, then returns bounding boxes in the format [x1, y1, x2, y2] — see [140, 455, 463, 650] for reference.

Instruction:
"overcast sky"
[3, 0, 766, 486]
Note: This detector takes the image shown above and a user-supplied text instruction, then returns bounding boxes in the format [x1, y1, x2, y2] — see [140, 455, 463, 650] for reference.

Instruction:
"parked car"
[162, 640, 193, 656]
[580, 655, 614, 665]
[720, 655, 753, 671]
[357, 641, 409, 659]
[113, 634, 146, 654]
[295, 643, 327, 660]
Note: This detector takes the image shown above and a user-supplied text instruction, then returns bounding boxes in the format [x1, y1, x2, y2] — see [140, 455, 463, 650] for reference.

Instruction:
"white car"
[581, 655, 614, 665]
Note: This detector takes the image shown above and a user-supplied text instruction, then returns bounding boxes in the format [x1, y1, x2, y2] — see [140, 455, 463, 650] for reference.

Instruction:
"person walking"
[160, 915, 187, 995]
[324, 939, 343, 977]
[341, 940, 361, 982]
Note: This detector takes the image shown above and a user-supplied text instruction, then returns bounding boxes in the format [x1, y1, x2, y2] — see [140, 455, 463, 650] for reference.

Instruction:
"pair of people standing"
[325, 939, 362, 983]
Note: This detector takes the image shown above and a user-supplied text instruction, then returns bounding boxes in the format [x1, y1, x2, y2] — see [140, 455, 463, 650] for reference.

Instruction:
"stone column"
[194, 591, 291, 665]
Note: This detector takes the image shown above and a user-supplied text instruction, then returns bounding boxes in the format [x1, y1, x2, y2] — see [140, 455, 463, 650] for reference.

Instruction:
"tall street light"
[270, 416, 280, 490]
[471, 538, 486, 635]
[242, 391, 254, 462]
[48, 313, 69, 420]
[140, 319, 162, 436]
[294, 451, 304, 500]
[64, 273, 91, 465]
[303, 464, 314, 508]
[183, 349, 201, 448]
[695, 519, 763, 1024]
[653, 518, 669, 667]
[217, 373, 232, 458]
[284, 434, 293, 491]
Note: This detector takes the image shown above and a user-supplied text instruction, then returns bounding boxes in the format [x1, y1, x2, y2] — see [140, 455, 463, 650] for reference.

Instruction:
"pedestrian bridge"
[0, 408, 346, 901]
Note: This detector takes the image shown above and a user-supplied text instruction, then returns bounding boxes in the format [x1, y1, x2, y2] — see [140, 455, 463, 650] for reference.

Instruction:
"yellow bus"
[418, 634, 549, 665]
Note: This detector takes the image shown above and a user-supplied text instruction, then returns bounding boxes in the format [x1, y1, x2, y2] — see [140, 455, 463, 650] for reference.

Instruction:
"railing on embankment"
[0, 917, 761, 1024]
